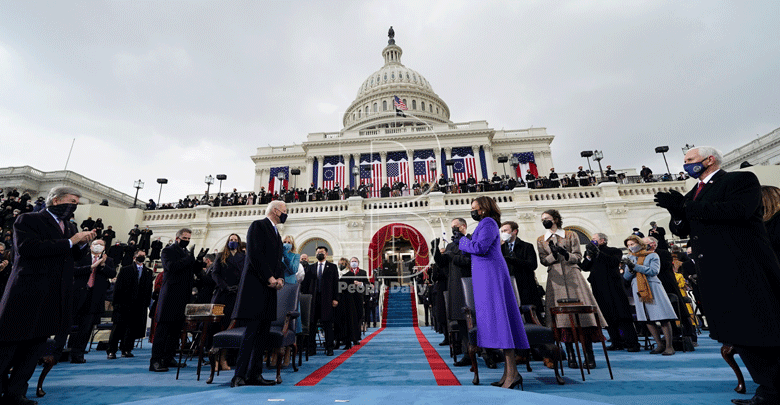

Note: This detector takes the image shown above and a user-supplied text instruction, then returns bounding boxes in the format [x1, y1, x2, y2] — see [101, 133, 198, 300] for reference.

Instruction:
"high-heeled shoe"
[505, 375, 523, 390]
[490, 380, 504, 387]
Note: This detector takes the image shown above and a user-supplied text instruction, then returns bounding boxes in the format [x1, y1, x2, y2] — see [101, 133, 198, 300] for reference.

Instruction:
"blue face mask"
[683, 159, 708, 179]
[283, 243, 292, 252]
[228, 241, 239, 250]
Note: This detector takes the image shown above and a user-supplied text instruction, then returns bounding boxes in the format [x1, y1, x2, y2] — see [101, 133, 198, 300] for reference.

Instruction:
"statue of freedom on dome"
[388, 26, 395, 45]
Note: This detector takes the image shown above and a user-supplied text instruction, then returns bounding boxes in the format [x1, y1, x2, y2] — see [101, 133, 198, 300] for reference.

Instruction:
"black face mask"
[316, 253, 325, 261]
[278, 212, 288, 224]
[470, 210, 481, 222]
[136, 256, 146, 263]
[178, 239, 189, 249]
[49, 203, 78, 220]
[451, 226, 461, 236]
[542, 220, 554, 229]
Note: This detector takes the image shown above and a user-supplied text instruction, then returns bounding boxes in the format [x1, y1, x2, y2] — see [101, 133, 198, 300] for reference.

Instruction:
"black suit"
[502, 238, 543, 320]
[151, 242, 198, 365]
[69, 252, 116, 357]
[669, 170, 780, 401]
[232, 217, 283, 381]
[338, 268, 369, 345]
[0, 210, 87, 398]
[302, 261, 340, 352]
[648, 226, 668, 250]
[108, 263, 153, 354]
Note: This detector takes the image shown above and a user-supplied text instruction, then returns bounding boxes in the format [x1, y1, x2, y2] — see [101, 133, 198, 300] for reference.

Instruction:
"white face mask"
[350, 261, 359, 269]
[500, 232, 511, 242]
[92, 244, 105, 254]
[629, 245, 642, 253]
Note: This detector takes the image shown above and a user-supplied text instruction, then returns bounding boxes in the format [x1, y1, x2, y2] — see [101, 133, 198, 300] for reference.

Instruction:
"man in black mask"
[581, 233, 640, 351]
[302, 245, 340, 356]
[0, 186, 95, 404]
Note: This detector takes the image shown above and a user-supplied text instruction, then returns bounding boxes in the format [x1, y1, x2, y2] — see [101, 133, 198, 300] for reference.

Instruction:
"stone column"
[379, 151, 388, 186]
[474, 146, 485, 179]
[343, 153, 352, 189]
[405, 150, 414, 190]
[305, 156, 314, 188]
[443, 147, 452, 180]
[317, 155, 324, 188]
[483, 144, 496, 178]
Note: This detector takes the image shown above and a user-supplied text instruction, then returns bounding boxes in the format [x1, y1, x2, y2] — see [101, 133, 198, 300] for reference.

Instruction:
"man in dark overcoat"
[0, 187, 94, 404]
[149, 228, 199, 372]
[582, 233, 639, 351]
[107, 249, 153, 359]
[656, 146, 780, 405]
[301, 245, 340, 356]
[433, 218, 471, 366]
[500, 221, 543, 322]
[69, 239, 116, 363]
[338, 257, 370, 349]
[230, 200, 287, 387]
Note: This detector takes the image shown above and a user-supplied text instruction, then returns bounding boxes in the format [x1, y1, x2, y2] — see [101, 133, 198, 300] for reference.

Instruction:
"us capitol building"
[4, 29, 701, 284]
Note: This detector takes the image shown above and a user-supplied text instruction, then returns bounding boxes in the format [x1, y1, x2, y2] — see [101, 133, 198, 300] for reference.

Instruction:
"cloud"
[112, 44, 194, 82]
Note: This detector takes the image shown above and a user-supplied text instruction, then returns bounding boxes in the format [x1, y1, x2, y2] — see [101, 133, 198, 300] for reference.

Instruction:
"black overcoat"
[669, 170, 780, 346]
[73, 253, 116, 314]
[155, 243, 197, 322]
[113, 264, 154, 338]
[583, 244, 633, 322]
[302, 261, 340, 322]
[503, 238, 543, 311]
[232, 218, 283, 321]
[0, 211, 87, 341]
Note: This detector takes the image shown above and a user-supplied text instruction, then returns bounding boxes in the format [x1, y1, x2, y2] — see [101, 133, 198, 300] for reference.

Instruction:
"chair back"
[272, 283, 301, 328]
[460, 277, 475, 311]
[299, 293, 312, 334]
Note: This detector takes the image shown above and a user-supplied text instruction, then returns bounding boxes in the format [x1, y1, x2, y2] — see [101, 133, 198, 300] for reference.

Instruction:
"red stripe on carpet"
[411, 290, 461, 386]
[295, 326, 386, 386]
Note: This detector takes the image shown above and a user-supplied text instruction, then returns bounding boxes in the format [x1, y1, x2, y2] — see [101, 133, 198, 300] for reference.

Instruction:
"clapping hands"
[654, 190, 686, 218]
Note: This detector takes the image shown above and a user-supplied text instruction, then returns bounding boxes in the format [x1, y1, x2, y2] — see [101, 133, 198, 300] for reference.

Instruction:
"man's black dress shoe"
[732, 395, 774, 404]
[3, 394, 38, 405]
[248, 375, 276, 386]
[121, 351, 134, 358]
[453, 357, 472, 367]
[107, 352, 117, 360]
[438, 340, 450, 346]
[167, 359, 185, 368]
[343, 344, 352, 350]
[70, 356, 86, 364]
[353, 341, 361, 346]
[231, 376, 247, 387]
[149, 361, 169, 372]
[326, 349, 334, 356]
[626, 345, 641, 352]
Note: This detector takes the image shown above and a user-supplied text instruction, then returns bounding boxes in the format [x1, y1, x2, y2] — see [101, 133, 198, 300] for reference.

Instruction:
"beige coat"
[537, 230, 607, 328]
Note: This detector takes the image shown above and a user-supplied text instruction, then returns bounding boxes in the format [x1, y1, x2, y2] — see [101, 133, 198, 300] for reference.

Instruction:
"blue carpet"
[26, 322, 756, 404]
[384, 289, 414, 327]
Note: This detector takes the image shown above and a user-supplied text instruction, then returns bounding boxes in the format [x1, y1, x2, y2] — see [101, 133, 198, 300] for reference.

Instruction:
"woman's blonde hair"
[283, 235, 296, 252]
[623, 235, 646, 250]
[761, 185, 780, 222]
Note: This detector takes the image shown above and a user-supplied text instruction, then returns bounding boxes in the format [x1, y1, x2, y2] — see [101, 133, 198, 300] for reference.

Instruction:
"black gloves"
[585, 242, 599, 259]
[654, 190, 686, 219]
[549, 240, 569, 260]
[431, 238, 440, 251]
[620, 257, 636, 272]
[197, 248, 209, 261]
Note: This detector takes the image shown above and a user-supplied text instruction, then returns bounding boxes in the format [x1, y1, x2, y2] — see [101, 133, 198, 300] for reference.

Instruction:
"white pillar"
[306, 156, 314, 188]
[483, 144, 495, 178]
[317, 155, 324, 188]
[379, 151, 388, 186]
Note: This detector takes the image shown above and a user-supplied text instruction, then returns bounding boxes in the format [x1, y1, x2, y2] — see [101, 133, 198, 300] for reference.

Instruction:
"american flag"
[413, 149, 436, 184]
[268, 166, 289, 195]
[513, 152, 538, 178]
[451, 147, 477, 185]
[360, 153, 382, 198]
[393, 96, 407, 110]
[386, 151, 409, 187]
[322, 156, 344, 191]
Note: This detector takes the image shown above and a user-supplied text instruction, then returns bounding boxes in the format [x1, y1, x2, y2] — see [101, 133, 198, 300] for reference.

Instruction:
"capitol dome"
[342, 28, 451, 131]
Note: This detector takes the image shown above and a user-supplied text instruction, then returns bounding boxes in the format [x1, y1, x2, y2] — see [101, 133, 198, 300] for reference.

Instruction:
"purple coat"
[459, 217, 529, 350]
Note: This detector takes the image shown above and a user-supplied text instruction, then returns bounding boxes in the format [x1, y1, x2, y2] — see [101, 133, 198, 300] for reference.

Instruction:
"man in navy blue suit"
[0, 186, 95, 405]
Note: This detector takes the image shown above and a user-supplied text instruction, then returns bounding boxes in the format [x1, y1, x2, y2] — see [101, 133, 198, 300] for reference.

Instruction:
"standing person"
[301, 246, 340, 356]
[582, 233, 640, 352]
[459, 196, 529, 390]
[536, 209, 607, 369]
[230, 200, 287, 387]
[280, 235, 305, 367]
[655, 146, 780, 405]
[340, 257, 369, 349]
[549, 168, 560, 188]
[149, 237, 163, 262]
[139, 226, 153, 255]
[69, 239, 116, 363]
[640, 165, 653, 182]
[211, 233, 245, 371]
[648, 221, 668, 250]
[432, 218, 472, 367]
[605, 165, 618, 183]
[333, 258, 350, 349]
[107, 250, 153, 359]
[149, 228, 199, 372]
[761, 185, 780, 258]
[621, 235, 677, 355]
[0, 186, 95, 405]
[127, 224, 140, 244]
[499, 221, 543, 322]
[101, 225, 116, 247]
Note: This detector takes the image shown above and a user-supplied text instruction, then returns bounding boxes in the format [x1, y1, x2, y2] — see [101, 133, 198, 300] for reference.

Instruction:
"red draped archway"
[367, 223, 430, 280]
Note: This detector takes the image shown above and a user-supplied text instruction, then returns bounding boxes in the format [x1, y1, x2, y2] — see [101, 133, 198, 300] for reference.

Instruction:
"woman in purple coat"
[459, 196, 529, 390]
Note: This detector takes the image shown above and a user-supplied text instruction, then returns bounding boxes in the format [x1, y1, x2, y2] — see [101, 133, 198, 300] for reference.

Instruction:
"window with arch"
[358, 109, 361, 118]
[299, 238, 333, 261]
[373, 103, 377, 112]
[383, 100, 387, 111]
[436, 107, 439, 114]
[403, 99, 407, 107]
[564, 226, 591, 246]
[412, 100, 416, 110]
[421, 101, 425, 111]
[429, 104, 433, 113]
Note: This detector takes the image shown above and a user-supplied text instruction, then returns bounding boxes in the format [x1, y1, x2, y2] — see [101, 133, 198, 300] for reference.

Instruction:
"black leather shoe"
[230, 376, 248, 387]
[626, 345, 641, 352]
[732, 395, 774, 404]
[70, 356, 86, 364]
[326, 349, 334, 356]
[149, 361, 169, 372]
[107, 352, 117, 360]
[121, 351, 134, 358]
[438, 340, 450, 346]
[343, 344, 352, 350]
[167, 359, 185, 368]
[248, 375, 276, 386]
[3, 394, 38, 405]
[353, 341, 361, 346]
[454, 357, 472, 367]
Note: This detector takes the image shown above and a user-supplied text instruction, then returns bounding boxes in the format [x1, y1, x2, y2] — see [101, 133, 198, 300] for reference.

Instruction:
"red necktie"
[694, 182, 705, 200]
[59, 220, 65, 234]
[88, 255, 98, 288]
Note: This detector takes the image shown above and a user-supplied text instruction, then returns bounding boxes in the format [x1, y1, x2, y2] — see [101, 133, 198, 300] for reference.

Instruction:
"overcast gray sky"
[1, 1, 778, 203]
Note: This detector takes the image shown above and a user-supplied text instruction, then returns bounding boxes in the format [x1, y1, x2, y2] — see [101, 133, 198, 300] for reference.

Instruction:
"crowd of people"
[1, 146, 779, 404]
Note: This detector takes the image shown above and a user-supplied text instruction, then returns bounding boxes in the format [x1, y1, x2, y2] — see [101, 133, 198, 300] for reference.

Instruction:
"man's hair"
[46, 186, 82, 206]
[452, 218, 467, 228]
[644, 236, 659, 248]
[543, 209, 563, 228]
[693, 146, 723, 166]
[204, 253, 216, 262]
[595, 233, 608, 243]
[176, 228, 192, 239]
[316, 245, 329, 253]
[501, 221, 519, 232]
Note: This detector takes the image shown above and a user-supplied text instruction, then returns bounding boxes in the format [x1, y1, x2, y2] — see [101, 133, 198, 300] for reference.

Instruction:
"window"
[421, 101, 425, 111]
[384, 74, 387, 81]
[299, 238, 333, 260]
[391, 72, 395, 80]
[403, 99, 407, 107]
[373, 103, 377, 112]
[412, 100, 416, 110]
[383, 100, 387, 111]
[436, 107, 439, 114]
[429, 104, 433, 113]
[358, 109, 361, 118]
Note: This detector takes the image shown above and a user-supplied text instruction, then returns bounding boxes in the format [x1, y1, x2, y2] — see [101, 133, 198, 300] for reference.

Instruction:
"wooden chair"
[722, 344, 747, 394]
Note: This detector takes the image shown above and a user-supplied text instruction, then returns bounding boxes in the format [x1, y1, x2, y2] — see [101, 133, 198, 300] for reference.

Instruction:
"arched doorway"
[367, 223, 430, 282]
